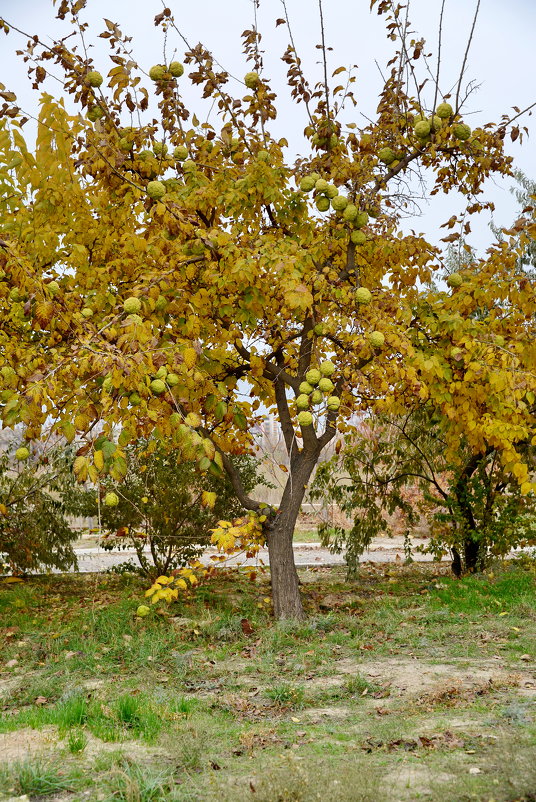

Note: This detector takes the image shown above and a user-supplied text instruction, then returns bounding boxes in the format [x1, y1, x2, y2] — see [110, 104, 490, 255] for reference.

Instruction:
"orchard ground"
[1, 560, 535, 801]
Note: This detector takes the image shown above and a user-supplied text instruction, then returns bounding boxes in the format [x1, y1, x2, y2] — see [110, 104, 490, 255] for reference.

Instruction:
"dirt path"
[71, 536, 447, 573]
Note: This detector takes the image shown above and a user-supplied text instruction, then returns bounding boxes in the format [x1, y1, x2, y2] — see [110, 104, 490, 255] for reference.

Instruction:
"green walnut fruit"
[331, 195, 348, 212]
[311, 390, 323, 405]
[182, 159, 196, 171]
[138, 149, 155, 161]
[244, 71, 260, 89]
[296, 394, 310, 410]
[149, 64, 166, 81]
[318, 377, 334, 394]
[313, 324, 324, 336]
[104, 491, 119, 507]
[436, 102, 453, 119]
[305, 369, 321, 386]
[257, 150, 270, 162]
[81, 307, 93, 318]
[368, 331, 385, 348]
[47, 281, 60, 296]
[299, 381, 314, 395]
[327, 396, 340, 412]
[378, 147, 395, 164]
[414, 120, 431, 138]
[453, 123, 471, 141]
[316, 196, 330, 212]
[315, 178, 329, 193]
[129, 393, 141, 406]
[320, 360, 335, 377]
[430, 115, 443, 132]
[155, 366, 168, 379]
[309, 172, 321, 183]
[136, 605, 151, 617]
[119, 137, 134, 153]
[126, 314, 143, 326]
[325, 184, 338, 199]
[146, 181, 166, 200]
[297, 411, 313, 427]
[15, 447, 30, 461]
[166, 372, 180, 386]
[447, 272, 463, 288]
[123, 297, 141, 315]
[169, 61, 184, 77]
[86, 70, 103, 88]
[152, 142, 168, 157]
[355, 287, 372, 305]
[351, 230, 367, 246]
[300, 175, 316, 192]
[150, 379, 166, 394]
[87, 106, 104, 122]
[343, 204, 358, 223]
[354, 211, 369, 229]
[173, 145, 188, 161]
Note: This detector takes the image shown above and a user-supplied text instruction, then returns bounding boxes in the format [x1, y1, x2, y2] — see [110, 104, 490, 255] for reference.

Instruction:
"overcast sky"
[1, 0, 535, 255]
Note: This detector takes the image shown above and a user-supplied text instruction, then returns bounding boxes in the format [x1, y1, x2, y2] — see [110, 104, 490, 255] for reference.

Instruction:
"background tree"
[0, 443, 85, 575]
[82, 444, 265, 578]
[0, 1, 534, 617]
[313, 407, 536, 576]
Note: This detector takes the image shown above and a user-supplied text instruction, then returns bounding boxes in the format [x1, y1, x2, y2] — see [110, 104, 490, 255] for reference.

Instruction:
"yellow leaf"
[201, 491, 217, 509]
[94, 450, 105, 472]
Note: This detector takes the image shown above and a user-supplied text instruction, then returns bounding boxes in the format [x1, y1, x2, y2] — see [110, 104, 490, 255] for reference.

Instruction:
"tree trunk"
[463, 535, 483, 573]
[267, 450, 319, 620]
[451, 548, 462, 578]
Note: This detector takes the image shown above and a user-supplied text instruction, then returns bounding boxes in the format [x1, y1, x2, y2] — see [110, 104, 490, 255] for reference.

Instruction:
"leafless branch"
[433, 0, 447, 112]
[317, 0, 330, 122]
[279, 0, 313, 123]
[455, 0, 481, 112]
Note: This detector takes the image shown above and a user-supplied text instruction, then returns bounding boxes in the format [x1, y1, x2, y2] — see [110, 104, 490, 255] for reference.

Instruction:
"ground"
[0, 561, 535, 801]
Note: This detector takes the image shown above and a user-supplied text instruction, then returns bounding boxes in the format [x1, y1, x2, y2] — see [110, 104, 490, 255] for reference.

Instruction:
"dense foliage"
[0, 444, 83, 574]
[84, 445, 265, 577]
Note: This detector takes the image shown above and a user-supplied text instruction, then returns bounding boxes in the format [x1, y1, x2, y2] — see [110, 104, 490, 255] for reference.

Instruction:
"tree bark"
[267, 449, 320, 620]
[463, 535, 484, 573]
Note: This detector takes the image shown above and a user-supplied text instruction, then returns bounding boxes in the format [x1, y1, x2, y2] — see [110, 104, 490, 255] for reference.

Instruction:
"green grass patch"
[1, 562, 535, 802]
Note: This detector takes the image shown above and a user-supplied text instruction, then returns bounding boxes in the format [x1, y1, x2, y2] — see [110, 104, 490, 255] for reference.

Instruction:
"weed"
[57, 692, 88, 729]
[116, 694, 142, 727]
[103, 762, 173, 801]
[344, 673, 379, 696]
[266, 684, 305, 708]
[0, 759, 79, 797]
[67, 727, 88, 754]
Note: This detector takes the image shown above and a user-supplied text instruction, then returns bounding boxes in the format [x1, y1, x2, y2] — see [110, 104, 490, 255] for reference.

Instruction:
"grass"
[1, 561, 535, 801]
[0, 758, 81, 797]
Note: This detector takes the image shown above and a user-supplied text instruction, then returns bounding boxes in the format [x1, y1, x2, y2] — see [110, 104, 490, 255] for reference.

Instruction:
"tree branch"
[455, 0, 481, 113]
[274, 372, 297, 456]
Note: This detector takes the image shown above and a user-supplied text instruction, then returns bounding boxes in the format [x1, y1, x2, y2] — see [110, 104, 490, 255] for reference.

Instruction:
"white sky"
[1, 0, 535, 255]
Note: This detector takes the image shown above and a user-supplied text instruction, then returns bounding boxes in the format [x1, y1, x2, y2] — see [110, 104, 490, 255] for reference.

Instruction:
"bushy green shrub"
[0, 444, 82, 574]
[82, 441, 267, 577]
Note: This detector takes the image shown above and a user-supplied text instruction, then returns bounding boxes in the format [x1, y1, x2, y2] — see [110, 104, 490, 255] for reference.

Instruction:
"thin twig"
[317, 0, 330, 123]
[433, 0, 447, 112]
[279, 0, 313, 123]
[455, 0, 481, 113]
